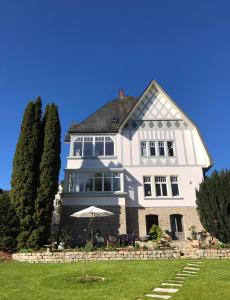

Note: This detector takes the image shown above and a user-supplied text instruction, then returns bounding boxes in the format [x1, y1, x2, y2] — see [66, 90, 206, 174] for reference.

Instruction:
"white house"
[61, 80, 212, 244]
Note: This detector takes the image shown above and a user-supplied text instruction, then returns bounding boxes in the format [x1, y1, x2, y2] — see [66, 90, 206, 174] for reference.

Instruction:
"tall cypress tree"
[33, 104, 61, 247]
[11, 102, 36, 249]
[11, 98, 42, 249]
[196, 170, 230, 243]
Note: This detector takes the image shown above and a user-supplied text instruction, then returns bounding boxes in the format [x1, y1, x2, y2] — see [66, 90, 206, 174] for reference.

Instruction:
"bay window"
[67, 171, 121, 192]
[73, 136, 114, 157]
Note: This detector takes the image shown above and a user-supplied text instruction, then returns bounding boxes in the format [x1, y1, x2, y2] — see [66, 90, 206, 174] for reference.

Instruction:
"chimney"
[119, 89, 125, 99]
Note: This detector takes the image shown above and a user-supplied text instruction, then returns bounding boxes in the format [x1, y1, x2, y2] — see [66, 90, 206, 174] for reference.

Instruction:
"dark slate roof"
[65, 96, 137, 142]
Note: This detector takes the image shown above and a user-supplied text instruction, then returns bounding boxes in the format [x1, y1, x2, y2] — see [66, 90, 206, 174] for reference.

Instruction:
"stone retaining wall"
[13, 249, 230, 263]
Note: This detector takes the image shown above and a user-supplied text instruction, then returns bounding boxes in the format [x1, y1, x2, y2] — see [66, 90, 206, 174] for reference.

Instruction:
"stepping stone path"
[139, 260, 204, 300]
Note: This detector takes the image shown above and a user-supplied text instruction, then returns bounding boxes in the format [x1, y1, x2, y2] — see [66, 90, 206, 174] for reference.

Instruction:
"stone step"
[167, 279, 184, 283]
[174, 277, 186, 280]
[182, 270, 197, 274]
[187, 263, 203, 267]
[145, 294, 171, 299]
[161, 283, 183, 287]
[177, 273, 196, 276]
[153, 288, 179, 293]
[184, 267, 200, 270]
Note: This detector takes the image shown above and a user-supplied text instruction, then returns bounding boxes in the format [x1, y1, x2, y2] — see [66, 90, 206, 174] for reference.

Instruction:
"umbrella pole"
[91, 216, 94, 244]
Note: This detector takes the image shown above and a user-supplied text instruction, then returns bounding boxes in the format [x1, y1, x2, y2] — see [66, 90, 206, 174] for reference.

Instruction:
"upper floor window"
[158, 141, 165, 156]
[73, 136, 114, 157]
[140, 140, 175, 158]
[155, 176, 168, 197]
[167, 141, 174, 156]
[141, 141, 147, 156]
[171, 176, 180, 196]
[149, 141, 156, 156]
[143, 176, 152, 196]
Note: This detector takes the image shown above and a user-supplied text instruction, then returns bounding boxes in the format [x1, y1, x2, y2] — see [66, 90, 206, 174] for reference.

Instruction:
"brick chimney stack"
[119, 89, 125, 99]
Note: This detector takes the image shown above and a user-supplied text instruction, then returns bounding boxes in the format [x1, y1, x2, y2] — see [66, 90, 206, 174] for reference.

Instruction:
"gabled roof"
[65, 96, 137, 142]
[119, 80, 213, 169]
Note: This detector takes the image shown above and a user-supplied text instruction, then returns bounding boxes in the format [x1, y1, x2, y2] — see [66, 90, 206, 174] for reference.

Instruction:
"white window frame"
[158, 141, 166, 157]
[140, 141, 148, 157]
[155, 176, 168, 197]
[72, 136, 115, 157]
[149, 141, 157, 156]
[167, 141, 175, 157]
[67, 171, 121, 193]
[170, 176, 180, 197]
[143, 176, 152, 197]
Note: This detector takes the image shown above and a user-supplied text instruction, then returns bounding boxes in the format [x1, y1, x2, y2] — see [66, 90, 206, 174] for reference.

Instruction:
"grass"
[0, 260, 229, 299]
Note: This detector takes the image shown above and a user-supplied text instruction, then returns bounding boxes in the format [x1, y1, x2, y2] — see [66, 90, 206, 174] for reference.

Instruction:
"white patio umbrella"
[70, 206, 114, 244]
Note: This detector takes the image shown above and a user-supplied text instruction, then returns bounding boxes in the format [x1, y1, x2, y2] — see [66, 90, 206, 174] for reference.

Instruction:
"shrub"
[149, 225, 164, 241]
[189, 225, 198, 240]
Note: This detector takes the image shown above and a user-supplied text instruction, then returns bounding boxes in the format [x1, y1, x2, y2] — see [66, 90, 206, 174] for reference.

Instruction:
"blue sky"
[0, 0, 230, 189]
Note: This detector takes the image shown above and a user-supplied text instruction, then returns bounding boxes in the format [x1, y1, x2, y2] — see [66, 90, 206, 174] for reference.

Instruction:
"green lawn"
[0, 260, 229, 300]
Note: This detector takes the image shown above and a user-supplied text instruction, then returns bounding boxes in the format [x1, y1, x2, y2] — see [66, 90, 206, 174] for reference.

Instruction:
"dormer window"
[112, 117, 119, 123]
[73, 136, 114, 157]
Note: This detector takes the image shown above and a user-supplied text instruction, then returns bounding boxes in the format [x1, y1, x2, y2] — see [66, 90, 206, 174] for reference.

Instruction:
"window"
[105, 137, 114, 156]
[76, 174, 85, 192]
[74, 137, 83, 156]
[149, 141, 156, 156]
[104, 172, 112, 191]
[73, 136, 114, 157]
[141, 141, 147, 156]
[167, 141, 174, 156]
[95, 173, 103, 191]
[83, 137, 93, 156]
[67, 172, 121, 192]
[171, 176, 180, 196]
[113, 172, 120, 191]
[144, 176, 152, 196]
[85, 174, 94, 191]
[158, 141, 165, 156]
[155, 176, 167, 197]
[95, 137, 104, 156]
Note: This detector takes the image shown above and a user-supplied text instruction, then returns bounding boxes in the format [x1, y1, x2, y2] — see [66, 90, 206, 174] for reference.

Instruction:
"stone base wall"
[126, 206, 203, 238]
[13, 249, 230, 263]
[60, 205, 127, 245]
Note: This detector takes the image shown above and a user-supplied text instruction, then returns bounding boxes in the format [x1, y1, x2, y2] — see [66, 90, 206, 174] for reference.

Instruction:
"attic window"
[112, 117, 119, 123]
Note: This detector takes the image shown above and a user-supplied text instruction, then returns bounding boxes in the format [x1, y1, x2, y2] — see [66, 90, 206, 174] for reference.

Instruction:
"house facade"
[60, 80, 212, 244]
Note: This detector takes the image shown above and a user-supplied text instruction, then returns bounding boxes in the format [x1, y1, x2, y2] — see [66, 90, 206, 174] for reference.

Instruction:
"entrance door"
[170, 214, 184, 240]
[146, 214, 159, 235]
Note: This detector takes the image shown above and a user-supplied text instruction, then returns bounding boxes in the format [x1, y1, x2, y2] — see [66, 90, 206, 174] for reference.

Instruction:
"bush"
[149, 225, 164, 241]
[189, 225, 198, 240]
[196, 170, 230, 243]
[0, 193, 19, 252]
